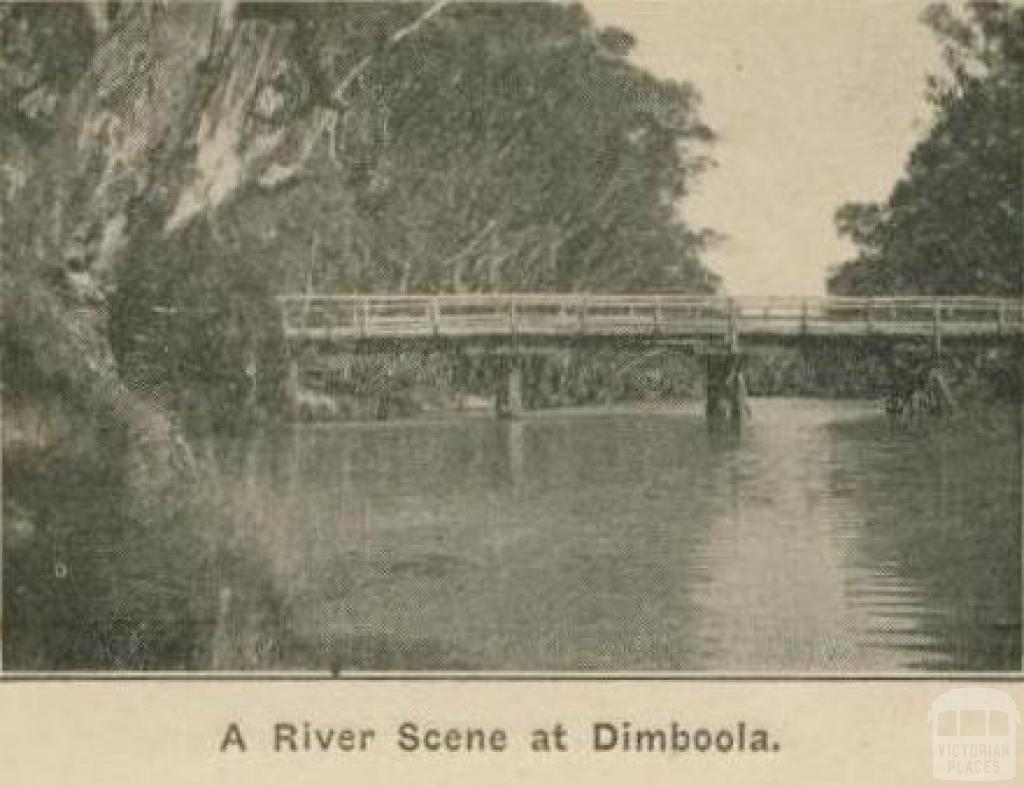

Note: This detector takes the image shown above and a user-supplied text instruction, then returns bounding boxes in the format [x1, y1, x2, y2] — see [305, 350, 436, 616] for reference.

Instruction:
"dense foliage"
[1, 2, 718, 668]
[228, 2, 718, 295]
[104, 1, 719, 427]
[828, 1, 1022, 297]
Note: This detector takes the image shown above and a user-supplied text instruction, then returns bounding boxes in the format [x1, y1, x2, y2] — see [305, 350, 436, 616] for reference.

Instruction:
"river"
[210, 399, 1021, 672]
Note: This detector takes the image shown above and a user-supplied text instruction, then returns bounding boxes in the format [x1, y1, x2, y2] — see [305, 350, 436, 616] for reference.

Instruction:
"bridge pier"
[705, 351, 749, 427]
[495, 357, 524, 419]
[883, 344, 959, 423]
[927, 325, 956, 415]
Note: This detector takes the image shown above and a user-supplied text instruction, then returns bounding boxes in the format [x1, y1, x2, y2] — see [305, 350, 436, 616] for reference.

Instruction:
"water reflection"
[210, 401, 1020, 671]
[690, 401, 946, 670]
[829, 413, 1021, 670]
[502, 419, 526, 487]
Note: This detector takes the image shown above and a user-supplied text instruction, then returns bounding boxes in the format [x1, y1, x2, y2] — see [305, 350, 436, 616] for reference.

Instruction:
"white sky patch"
[585, 0, 948, 296]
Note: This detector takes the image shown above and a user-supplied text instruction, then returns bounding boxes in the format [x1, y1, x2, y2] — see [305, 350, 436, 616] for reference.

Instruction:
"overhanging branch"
[330, 0, 453, 108]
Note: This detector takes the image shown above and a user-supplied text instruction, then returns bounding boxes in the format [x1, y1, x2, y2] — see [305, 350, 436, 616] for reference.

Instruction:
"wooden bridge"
[279, 294, 1024, 345]
[278, 293, 1022, 421]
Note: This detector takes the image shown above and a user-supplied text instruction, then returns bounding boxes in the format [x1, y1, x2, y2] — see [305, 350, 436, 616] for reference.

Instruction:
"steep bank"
[2, 2, 311, 669]
[2, 1, 721, 668]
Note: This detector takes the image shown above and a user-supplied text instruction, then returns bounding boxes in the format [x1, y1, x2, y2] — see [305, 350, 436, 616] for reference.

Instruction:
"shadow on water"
[827, 409, 1021, 670]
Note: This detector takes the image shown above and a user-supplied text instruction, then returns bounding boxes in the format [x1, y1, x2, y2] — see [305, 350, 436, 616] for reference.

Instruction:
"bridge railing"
[277, 294, 1024, 340]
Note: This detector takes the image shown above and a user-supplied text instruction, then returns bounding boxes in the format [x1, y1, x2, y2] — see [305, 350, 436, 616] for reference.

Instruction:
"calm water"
[212, 399, 1021, 672]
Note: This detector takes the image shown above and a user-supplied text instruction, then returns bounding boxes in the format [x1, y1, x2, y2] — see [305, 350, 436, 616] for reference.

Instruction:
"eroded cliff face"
[2, 1, 335, 668]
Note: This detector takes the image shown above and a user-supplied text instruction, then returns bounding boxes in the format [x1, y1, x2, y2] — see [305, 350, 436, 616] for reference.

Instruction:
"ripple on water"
[211, 399, 1020, 671]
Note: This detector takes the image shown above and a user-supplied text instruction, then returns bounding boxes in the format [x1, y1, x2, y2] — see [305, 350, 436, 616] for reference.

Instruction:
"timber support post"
[926, 364, 957, 415]
[926, 301, 955, 415]
[705, 349, 749, 428]
[885, 351, 957, 424]
[705, 353, 725, 421]
[376, 363, 395, 420]
[496, 355, 523, 419]
[726, 297, 739, 352]
[730, 354, 749, 425]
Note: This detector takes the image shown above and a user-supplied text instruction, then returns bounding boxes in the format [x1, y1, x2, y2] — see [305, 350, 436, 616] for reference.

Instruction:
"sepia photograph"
[1, 0, 1021, 674]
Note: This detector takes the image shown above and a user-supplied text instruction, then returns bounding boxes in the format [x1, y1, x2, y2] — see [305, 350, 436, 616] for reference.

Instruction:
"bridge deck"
[278, 294, 1024, 344]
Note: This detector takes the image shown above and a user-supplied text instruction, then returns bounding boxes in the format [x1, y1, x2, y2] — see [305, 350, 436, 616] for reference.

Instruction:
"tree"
[197, 3, 718, 298]
[1, 2, 718, 667]
[108, 2, 719, 425]
[828, 1, 1022, 296]
[1, 1, 458, 668]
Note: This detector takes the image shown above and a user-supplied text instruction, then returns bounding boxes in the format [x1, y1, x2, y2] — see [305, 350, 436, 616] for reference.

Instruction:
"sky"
[585, 0, 949, 296]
